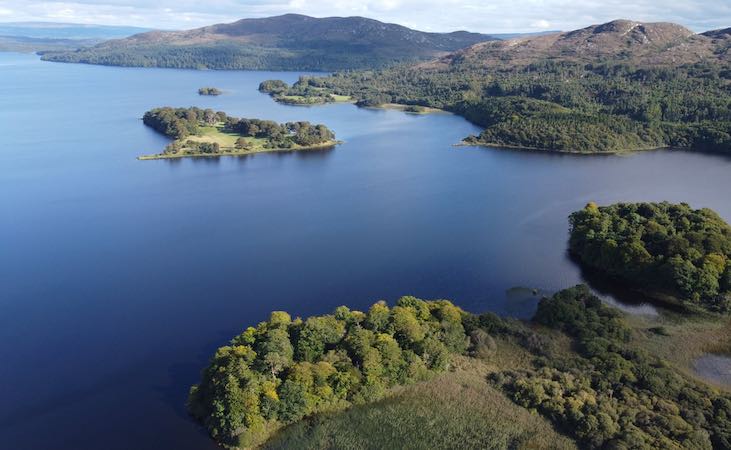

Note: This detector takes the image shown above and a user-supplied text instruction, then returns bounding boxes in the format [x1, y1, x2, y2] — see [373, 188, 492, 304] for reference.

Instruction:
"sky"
[0, 0, 729, 33]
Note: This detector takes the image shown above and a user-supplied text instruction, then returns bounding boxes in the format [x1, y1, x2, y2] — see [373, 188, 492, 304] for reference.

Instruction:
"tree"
[234, 138, 249, 150]
[365, 301, 390, 331]
[260, 328, 293, 377]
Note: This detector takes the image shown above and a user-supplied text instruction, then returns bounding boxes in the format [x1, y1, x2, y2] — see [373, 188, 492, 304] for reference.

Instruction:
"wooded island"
[140, 107, 338, 159]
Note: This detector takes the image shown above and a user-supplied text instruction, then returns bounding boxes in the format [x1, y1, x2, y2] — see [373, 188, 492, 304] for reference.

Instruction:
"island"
[139, 107, 339, 160]
[259, 78, 445, 114]
[569, 201, 731, 312]
[259, 79, 353, 106]
[189, 284, 731, 449]
[198, 87, 222, 96]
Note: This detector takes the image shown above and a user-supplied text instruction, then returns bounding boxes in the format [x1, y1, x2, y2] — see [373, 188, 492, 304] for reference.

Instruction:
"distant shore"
[457, 140, 672, 155]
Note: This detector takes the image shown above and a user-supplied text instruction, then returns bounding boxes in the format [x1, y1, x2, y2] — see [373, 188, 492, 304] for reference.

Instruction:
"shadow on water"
[153, 331, 238, 431]
[568, 253, 689, 316]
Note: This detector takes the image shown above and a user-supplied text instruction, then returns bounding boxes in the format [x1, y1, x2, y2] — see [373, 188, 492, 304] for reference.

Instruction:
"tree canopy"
[492, 285, 731, 449]
[141, 107, 336, 157]
[569, 202, 731, 311]
[188, 297, 468, 447]
[260, 59, 731, 154]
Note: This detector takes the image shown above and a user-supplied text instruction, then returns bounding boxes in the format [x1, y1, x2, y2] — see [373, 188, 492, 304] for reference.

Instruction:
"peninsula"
[139, 107, 339, 160]
[188, 202, 731, 449]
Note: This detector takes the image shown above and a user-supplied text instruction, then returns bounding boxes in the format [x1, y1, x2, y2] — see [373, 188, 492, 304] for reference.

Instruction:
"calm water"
[694, 354, 731, 388]
[2, 53, 731, 449]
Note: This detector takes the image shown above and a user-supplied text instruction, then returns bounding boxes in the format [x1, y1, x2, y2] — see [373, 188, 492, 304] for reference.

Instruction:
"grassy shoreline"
[138, 140, 341, 160]
[138, 120, 340, 160]
[268, 91, 447, 115]
[271, 93, 354, 106]
[365, 103, 448, 115]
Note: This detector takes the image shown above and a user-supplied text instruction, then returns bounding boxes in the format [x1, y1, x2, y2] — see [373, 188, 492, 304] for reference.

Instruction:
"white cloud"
[0, 0, 728, 33]
[530, 19, 551, 29]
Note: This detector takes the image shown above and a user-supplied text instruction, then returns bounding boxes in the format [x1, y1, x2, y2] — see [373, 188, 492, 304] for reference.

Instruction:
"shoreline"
[456, 140, 672, 155]
[270, 94, 447, 115]
[138, 140, 341, 160]
[365, 103, 449, 115]
[270, 93, 354, 106]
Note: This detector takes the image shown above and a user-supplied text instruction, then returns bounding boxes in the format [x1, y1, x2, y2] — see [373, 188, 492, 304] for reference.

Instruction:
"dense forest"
[188, 297, 469, 447]
[190, 285, 731, 449]
[493, 285, 731, 449]
[569, 202, 731, 311]
[141, 107, 335, 156]
[261, 57, 731, 153]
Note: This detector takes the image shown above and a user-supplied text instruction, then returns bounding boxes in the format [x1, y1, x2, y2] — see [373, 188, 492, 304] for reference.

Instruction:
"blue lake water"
[2, 52, 731, 449]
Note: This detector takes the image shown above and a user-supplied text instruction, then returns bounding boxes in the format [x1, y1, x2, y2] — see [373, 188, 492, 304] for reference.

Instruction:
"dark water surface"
[2, 53, 731, 449]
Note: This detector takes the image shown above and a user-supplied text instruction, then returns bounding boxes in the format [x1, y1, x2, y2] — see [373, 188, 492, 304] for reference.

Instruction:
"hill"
[40, 14, 495, 71]
[432, 20, 718, 68]
[0, 22, 151, 53]
[263, 19, 731, 154]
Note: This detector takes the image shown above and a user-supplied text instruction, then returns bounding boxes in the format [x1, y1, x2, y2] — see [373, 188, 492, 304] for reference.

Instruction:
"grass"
[374, 103, 447, 114]
[262, 338, 576, 450]
[138, 124, 339, 160]
[185, 126, 240, 147]
[330, 94, 353, 102]
[275, 94, 354, 105]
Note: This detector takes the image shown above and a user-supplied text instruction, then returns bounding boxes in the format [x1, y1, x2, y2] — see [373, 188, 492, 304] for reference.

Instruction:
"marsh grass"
[263, 354, 576, 450]
[628, 311, 731, 389]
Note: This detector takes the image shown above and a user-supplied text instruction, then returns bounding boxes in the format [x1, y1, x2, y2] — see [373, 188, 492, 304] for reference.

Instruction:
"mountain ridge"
[40, 14, 497, 71]
[428, 19, 727, 69]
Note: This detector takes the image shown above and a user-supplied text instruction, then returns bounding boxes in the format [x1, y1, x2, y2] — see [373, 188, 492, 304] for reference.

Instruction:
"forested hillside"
[40, 14, 495, 71]
[262, 20, 731, 153]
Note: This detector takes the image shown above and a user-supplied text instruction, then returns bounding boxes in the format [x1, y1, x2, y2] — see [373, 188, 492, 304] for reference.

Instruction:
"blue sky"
[1, 0, 729, 33]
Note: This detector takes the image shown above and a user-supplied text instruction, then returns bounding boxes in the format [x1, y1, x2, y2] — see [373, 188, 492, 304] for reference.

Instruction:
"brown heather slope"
[429, 19, 728, 69]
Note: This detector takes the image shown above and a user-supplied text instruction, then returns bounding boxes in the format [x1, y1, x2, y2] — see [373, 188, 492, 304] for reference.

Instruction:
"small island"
[198, 87, 222, 96]
[139, 107, 339, 160]
[569, 201, 731, 312]
[259, 77, 447, 115]
[259, 78, 353, 105]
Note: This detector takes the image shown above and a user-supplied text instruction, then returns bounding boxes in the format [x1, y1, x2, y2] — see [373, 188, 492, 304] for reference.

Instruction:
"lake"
[1, 52, 730, 449]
